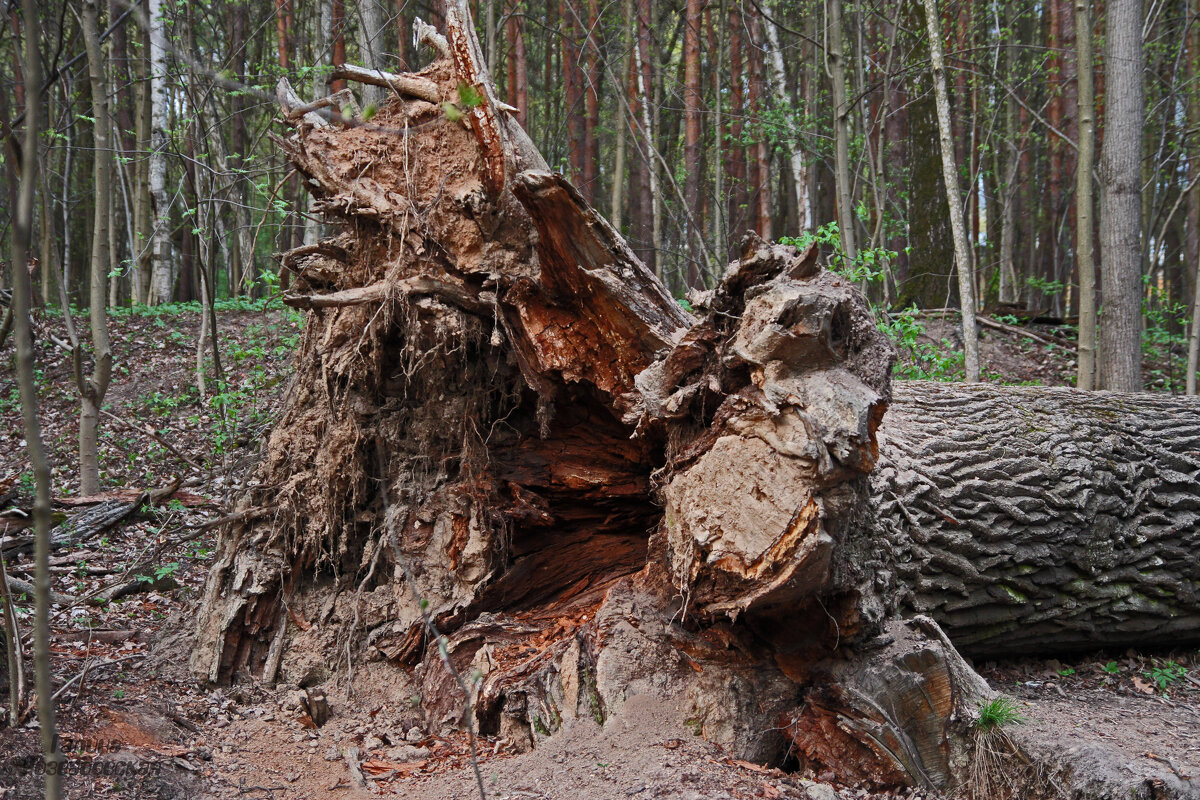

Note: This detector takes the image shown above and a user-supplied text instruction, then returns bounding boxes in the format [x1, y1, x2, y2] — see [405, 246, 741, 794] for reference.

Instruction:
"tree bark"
[682, 0, 703, 285]
[1098, 0, 1144, 391]
[875, 382, 1200, 657]
[355, 0, 387, 107]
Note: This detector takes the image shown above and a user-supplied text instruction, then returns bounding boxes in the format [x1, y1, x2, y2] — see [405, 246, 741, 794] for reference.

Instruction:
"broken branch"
[329, 64, 442, 104]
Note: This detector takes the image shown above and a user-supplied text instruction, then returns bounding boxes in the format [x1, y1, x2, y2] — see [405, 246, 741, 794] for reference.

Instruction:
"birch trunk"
[762, 3, 811, 232]
[148, 0, 174, 305]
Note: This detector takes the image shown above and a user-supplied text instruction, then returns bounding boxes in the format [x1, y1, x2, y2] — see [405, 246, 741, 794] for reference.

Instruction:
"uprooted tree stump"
[192, 6, 1200, 797]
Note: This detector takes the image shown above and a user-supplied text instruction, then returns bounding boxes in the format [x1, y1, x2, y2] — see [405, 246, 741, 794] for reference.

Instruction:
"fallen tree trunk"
[877, 382, 1200, 656]
[189, 6, 1200, 797]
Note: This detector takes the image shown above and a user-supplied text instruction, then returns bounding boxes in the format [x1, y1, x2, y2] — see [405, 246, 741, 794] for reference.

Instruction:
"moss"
[999, 584, 1028, 603]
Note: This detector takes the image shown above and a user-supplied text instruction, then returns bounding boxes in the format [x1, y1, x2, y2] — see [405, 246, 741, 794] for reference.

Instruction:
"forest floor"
[1, 305, 1198, 799]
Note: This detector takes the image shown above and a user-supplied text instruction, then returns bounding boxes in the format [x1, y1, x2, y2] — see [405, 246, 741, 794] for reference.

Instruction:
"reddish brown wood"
[505, 0, 528, 125]
[331, 0, 347, 93]
[728, 9, 747, 248]
[747, 8, 772, 240]
[582, 0, 601, 202]
[275, 0, 290, 69]
[683, 0, 703, 284]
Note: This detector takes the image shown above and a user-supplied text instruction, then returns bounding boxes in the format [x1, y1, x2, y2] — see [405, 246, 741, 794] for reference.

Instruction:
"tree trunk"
[827, 0, 855, 259]
[682, 0, 702, 285]
[875, 382, 1200, 656]
[761, 0, 809, 234]
[13, 0, 65, 789]
[923, 0, 979, 382]
[1098, 0, 1144, 391]
[81, 0, 114, 496]
[747, 9, 772, 241]
[190, 13, 1200, 798]
[355, 0, 386, 107]
[1076, 0, 1097, 390]
[148, 0, 174, 305]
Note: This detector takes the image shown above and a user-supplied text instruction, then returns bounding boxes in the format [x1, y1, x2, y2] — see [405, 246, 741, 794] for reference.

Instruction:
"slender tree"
[828, 0, 856, 260]
[12, 0, 64, 791]
[1076, 0, 1097, 389]
[759, 3, 809, 235]
[79, 0, 115, 496]
[923, 0, 979, 381]
[683, 0, 703, 285]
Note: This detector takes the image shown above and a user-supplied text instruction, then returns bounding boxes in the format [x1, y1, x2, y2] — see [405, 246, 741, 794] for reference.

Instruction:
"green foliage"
[877, 307, 965, 381]
[780, 222, 896, 286]
[136, 562, 179, 584]
[1025, 276, 1065, 298]
[1144, 660, 1187, 693]
[975, 696, 1026, 731]
[457, 82, 484, 109]
[1101, 661, 1121, 675]
[1141, 278, 1190, 391]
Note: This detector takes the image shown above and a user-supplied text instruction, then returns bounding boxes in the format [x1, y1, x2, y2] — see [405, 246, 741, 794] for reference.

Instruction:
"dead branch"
[3, 575, 74, 606]
[283, 88, 357, 121]
[1, 498, 143, 559]
[329, 64, 442, 104]
[276, 78, 331, 129]
[413, 18, 450, 59]
[283, 276, 491, 313]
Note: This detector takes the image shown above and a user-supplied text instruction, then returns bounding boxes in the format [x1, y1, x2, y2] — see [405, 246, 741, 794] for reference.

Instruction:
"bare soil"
[2, 307, 1199, 799]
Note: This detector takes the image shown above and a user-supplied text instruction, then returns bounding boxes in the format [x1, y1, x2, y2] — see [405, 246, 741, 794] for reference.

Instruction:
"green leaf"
[457, 82, 484, 109]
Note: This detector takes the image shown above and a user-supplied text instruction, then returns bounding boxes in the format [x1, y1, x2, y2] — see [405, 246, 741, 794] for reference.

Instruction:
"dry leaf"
[1132, 677, 1155, 694]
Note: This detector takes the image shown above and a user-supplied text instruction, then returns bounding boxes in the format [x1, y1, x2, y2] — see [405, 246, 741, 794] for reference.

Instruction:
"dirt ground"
[2, 306, 1199, 799]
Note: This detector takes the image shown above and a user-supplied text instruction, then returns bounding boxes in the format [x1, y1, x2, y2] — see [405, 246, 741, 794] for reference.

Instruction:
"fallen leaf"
[760, 781, 781, 798]
[1132, 677, 1156, 695]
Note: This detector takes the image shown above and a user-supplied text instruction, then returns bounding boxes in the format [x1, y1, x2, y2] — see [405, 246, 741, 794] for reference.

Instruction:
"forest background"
[2, 0, 1198, 417]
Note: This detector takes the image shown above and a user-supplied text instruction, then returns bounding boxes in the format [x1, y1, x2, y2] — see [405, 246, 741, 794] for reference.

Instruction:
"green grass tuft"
[975, 696, 1026, 731]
